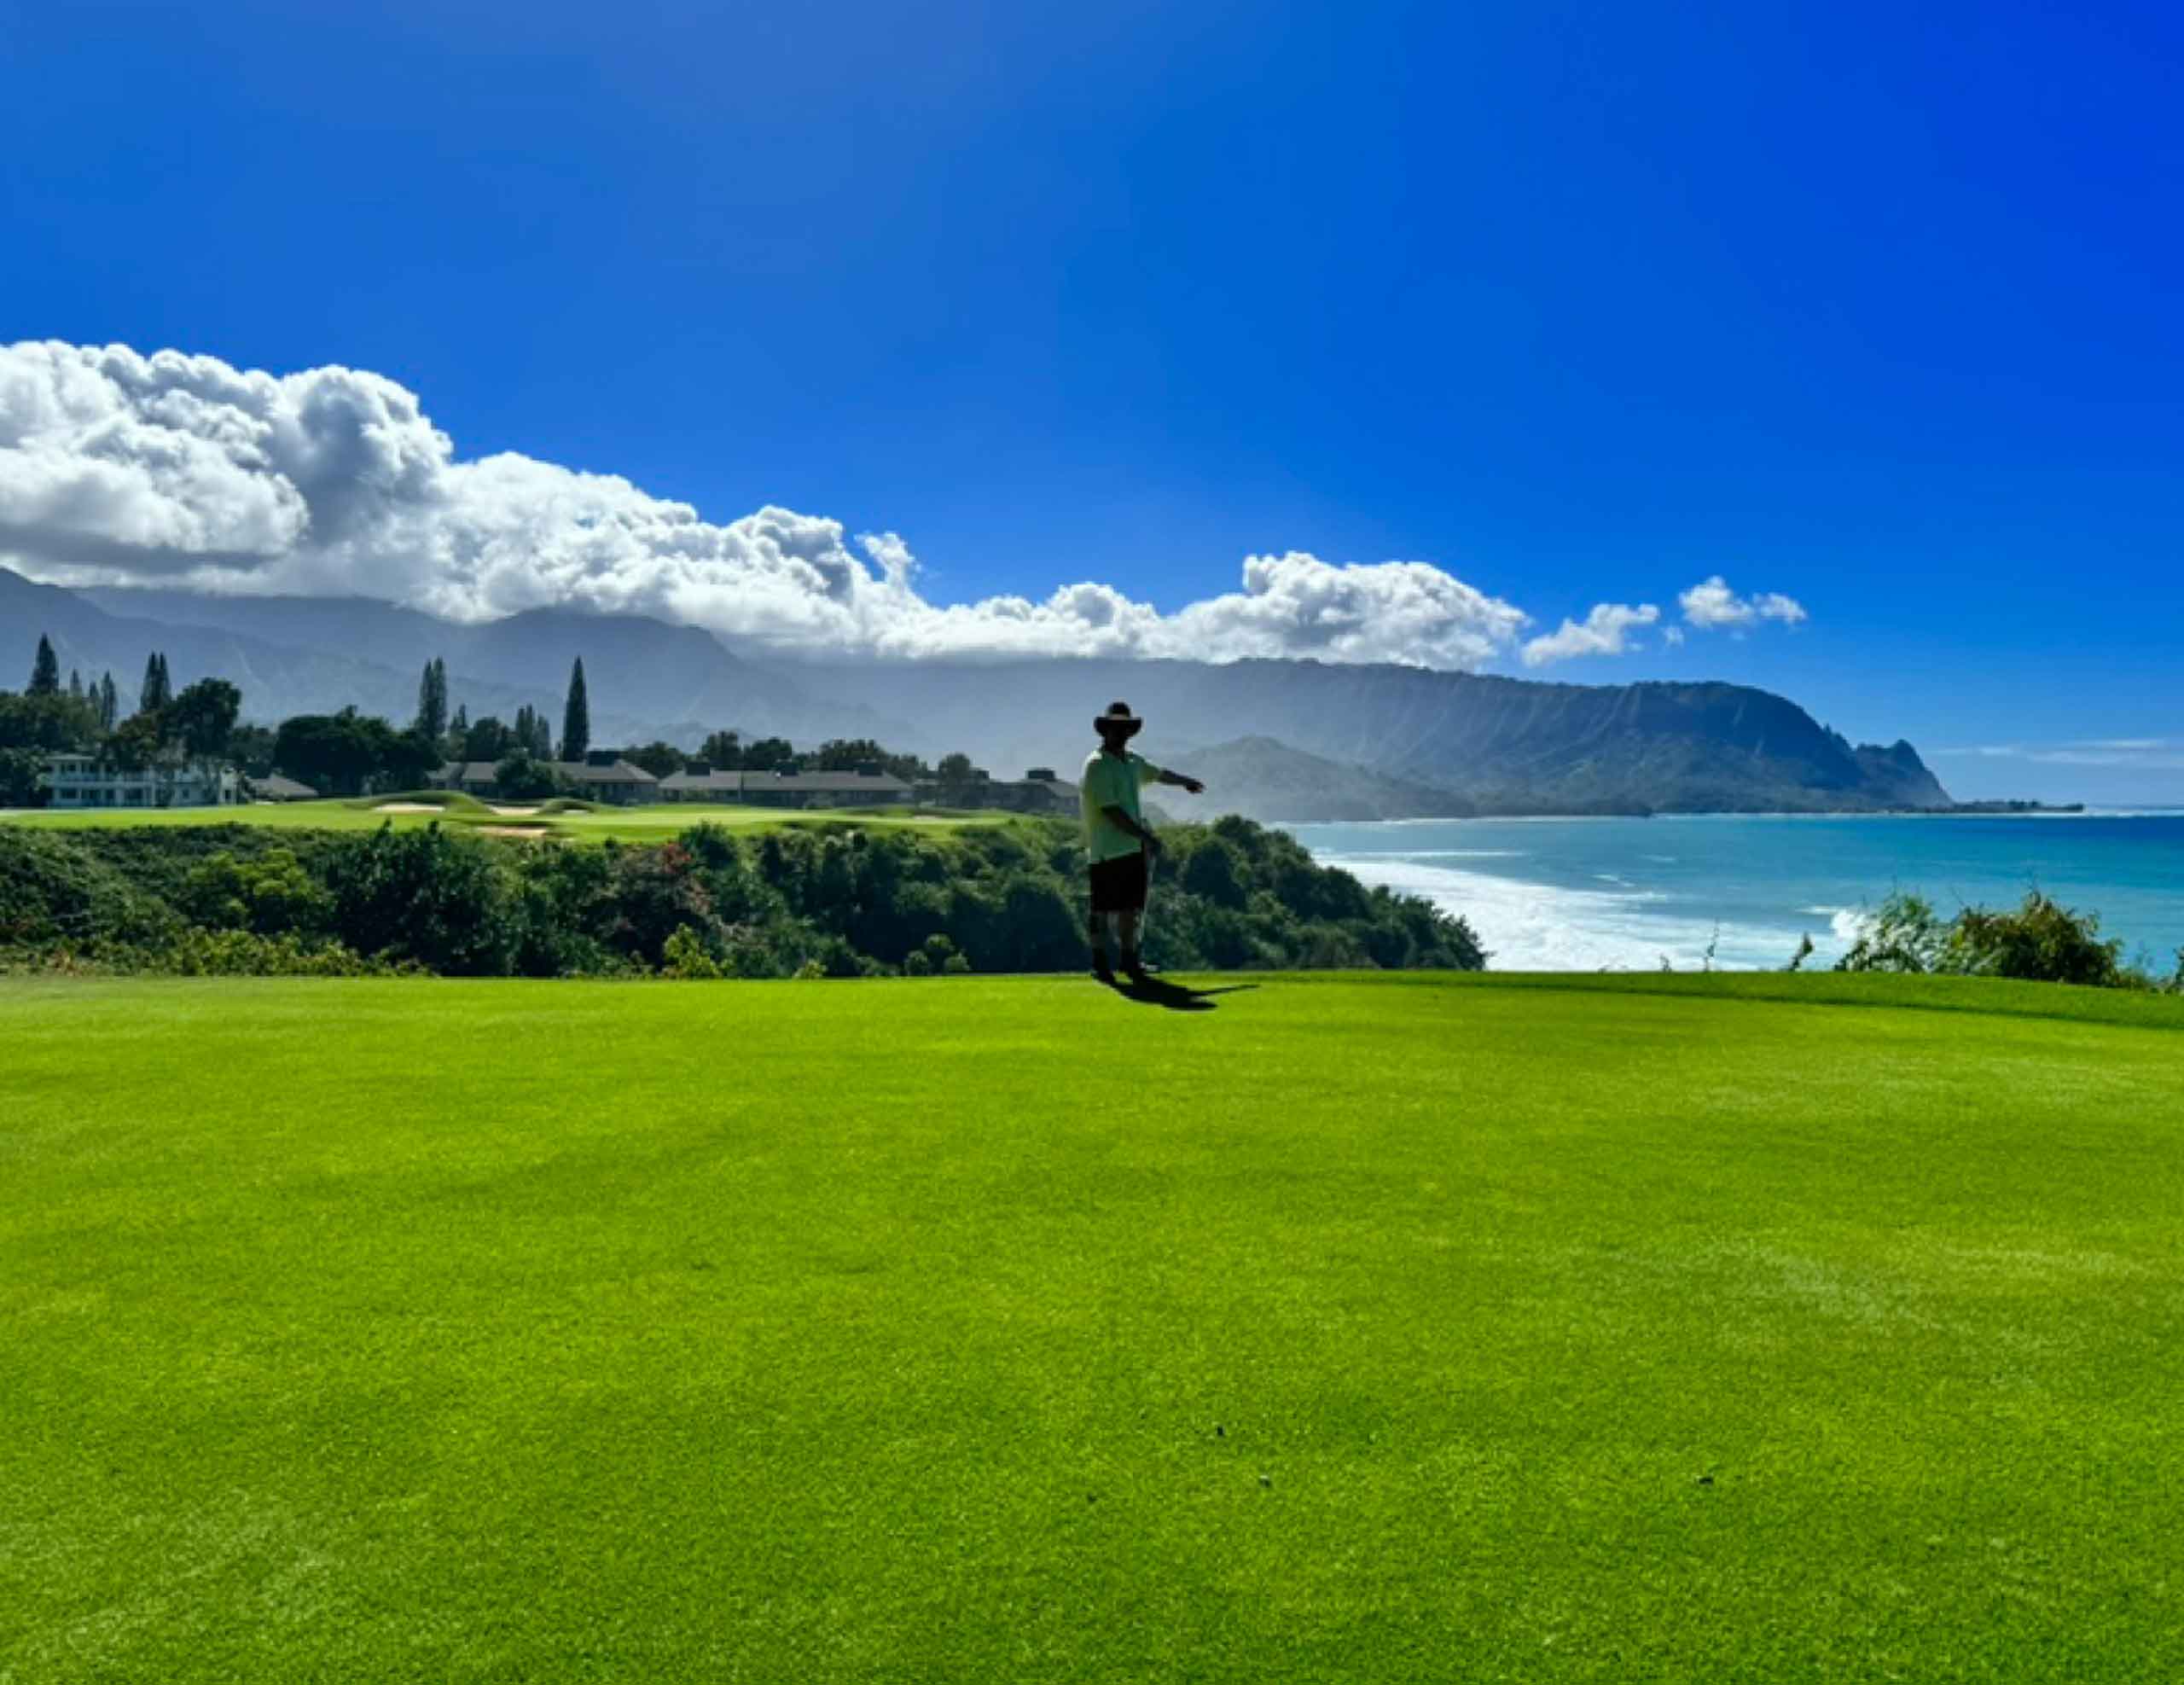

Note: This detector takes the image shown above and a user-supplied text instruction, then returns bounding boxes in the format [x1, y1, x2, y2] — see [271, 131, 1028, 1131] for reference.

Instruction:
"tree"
[0, 747, 45, 807]
[382, 728, 444, 792]
[165, 677, 242, 760]
[812, 737, 927, 781]
[67, 669, 84, 702]
[274, 712, 386, 795]
[1180, 836, 1249, 909]
[936, 752, 979, 791]
[445, 703, 470, 761]
[138, 651, 172, 714]
[414, 658, 448, 741]
[0, 690, 101, 753]
[741, 735, 795, 771]
[324, 825, 517, 975]
[626, 741, 687, 777]
[228, 723, 277, 777]
[105, 712, 165, 773]
[514, 704, 553, 760]
[493, 751, 566, 800]
[700, 729, 743, 768]
[560, 658, 590, 762]
[97, 673, 118, 731]
[29, 636, 61, 696]
[462, 714, 514, 762]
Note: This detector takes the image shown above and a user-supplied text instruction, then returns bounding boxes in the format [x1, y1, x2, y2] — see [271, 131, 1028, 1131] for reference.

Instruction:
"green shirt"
[1081, 748, 1161, 863]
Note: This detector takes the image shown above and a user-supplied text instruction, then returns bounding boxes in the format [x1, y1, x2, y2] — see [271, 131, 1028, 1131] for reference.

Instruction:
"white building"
[43, 753, 245, 810]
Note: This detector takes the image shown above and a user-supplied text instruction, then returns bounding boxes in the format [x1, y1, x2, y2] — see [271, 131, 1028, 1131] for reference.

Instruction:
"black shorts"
[1088, 850, 1149, 914]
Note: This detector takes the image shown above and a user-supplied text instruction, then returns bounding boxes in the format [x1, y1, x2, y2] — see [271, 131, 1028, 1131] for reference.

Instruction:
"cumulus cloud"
[1678, 574, 1808, 630]
[1520, 601, 1660, 666]
[0, 340, 1539, 669]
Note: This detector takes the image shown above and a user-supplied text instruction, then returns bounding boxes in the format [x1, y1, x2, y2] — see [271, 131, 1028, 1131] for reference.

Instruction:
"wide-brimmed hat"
[1094, 699, 1142, 738]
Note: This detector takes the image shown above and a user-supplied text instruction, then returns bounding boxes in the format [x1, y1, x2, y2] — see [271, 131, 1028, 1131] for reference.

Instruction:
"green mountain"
[803, 659, 1957, 813]
[1177, 736, 1476, 822]
[4, 569, 1955, 812]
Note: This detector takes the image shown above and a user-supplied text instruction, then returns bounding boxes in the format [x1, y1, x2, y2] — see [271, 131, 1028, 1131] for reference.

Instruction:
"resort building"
[432, 752, 661, 805]
[657, 763, 914, 807]
[912, 768, 1077, 815]
[42, 753, 245, 810]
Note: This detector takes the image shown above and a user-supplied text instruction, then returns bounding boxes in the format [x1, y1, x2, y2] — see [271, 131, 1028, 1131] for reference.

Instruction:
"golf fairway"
[5, 973, 2181, 1682]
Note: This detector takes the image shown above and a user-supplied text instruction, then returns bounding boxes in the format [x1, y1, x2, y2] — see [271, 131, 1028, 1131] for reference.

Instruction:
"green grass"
[5, 973, 2182, 1682]
[2, 797, 1006, 843]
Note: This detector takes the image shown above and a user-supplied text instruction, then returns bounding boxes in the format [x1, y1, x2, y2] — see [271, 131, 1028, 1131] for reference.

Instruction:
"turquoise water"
[1289, 812, 2184, 972]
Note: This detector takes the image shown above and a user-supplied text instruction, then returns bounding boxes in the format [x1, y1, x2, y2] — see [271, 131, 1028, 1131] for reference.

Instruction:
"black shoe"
[1092, 957, 1117, 984]
[1123, 956, 1152, 985]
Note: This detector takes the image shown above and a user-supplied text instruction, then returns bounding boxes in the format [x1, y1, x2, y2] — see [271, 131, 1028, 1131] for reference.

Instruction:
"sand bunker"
[479, 824, 549, 839]
[487, 804, 543, 817]
[374, 801, 442, 813]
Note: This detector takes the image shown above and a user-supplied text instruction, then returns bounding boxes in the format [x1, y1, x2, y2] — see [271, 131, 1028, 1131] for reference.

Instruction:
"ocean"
[1287, 811, 2184, 973]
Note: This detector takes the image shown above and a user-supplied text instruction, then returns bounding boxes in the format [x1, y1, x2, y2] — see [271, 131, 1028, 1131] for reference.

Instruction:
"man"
[1081, 700, 1205, 984]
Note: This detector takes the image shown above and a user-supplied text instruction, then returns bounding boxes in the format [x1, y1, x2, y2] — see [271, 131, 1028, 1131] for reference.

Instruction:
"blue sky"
[5, 1, 2181, 798]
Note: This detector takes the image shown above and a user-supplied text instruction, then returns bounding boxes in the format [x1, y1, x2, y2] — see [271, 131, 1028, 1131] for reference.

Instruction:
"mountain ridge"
[3, 570, 1952, 812]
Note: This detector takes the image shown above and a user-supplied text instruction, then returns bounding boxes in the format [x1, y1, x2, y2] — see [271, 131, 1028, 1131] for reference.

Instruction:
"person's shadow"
[1103, 976, 1258, 1012]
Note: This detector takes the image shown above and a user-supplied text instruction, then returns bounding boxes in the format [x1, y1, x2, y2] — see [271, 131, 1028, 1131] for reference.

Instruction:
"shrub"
[1838, 889, 2135, 988]
[661, 925, 723, 979]
[0, 828, 178, 952]
[323, 823, 517, 975]
[181, 847, 329, 938]
[1943, 892, 2129, 985]
[1835, 892, 1947, 974]
[166, 928, 399, 977]
[603, 841, 717, 967]
[1179, 836, 1249, 909]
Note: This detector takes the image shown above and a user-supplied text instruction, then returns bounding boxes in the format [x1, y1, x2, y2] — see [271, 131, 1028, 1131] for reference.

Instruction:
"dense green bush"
[165, 928, 406, 977]
[0, 828, 179, 952]
[1837, 889, 2171, 990]
[322, 825, 518, 976]
[0, 815, 1484, 979]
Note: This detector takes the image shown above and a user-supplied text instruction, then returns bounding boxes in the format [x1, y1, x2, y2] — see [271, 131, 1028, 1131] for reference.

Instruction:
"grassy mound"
[4, 973, 2181, 1681]
[342, 788, 488, 813]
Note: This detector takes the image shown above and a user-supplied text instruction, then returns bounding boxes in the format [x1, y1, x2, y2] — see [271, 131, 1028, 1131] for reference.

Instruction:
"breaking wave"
[1321, 854, 1808, 972]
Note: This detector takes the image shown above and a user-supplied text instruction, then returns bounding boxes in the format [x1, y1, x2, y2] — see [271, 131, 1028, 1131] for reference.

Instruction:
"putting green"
[4, 973, 2181, 1682]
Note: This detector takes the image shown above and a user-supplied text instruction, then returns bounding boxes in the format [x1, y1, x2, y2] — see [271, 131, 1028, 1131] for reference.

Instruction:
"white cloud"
[0, 340, 1537, 669]
[1678, 573, 1808, 630]
[1662, 625, 1686, 646]
[1520, 601, 1659, 666]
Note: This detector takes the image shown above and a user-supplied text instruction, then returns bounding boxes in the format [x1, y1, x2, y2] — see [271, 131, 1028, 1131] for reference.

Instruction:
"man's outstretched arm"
[1154, 767, 1205, 795]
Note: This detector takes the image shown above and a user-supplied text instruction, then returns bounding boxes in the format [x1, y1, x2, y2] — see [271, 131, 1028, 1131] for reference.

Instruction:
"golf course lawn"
[2, 796, 1005, 843]
[5, 973, 2182, 1682]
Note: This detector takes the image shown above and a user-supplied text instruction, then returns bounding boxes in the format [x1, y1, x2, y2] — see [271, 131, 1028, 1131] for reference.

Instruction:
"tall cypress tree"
[29, 635, 61, 695]
[97, 672, 119, 731]
[68, 668, 84, 700]
[138, 650, 172, 713]
[415, 657, 448, 741]
[560, 658, 590, 762]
